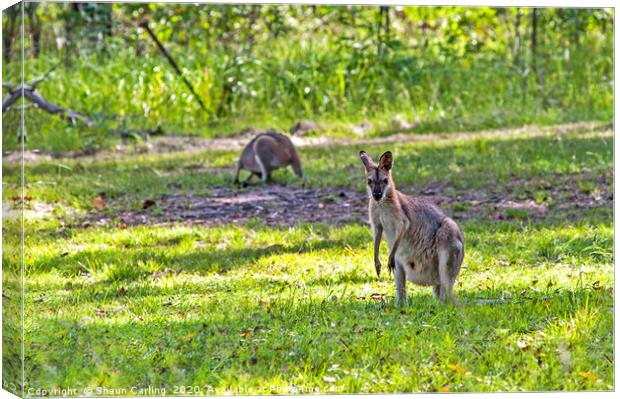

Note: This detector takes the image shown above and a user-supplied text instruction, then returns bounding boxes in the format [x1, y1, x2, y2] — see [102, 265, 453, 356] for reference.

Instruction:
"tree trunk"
[384, 6, 390, 40]
[513, 8, 521, 66]
[64, 3, 81, 65]
[102, 3, 113, 37]
[531, 8, 538, 83]
[3, 6, 19, 63]
[377, 7, 384, 56]
[573, 10, 580, 46]
[26, 3, 41, 58]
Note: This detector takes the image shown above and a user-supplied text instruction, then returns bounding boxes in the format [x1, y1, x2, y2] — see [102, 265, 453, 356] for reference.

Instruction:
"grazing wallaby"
[359, 150, 464, 305]
[233, 131, 304, 186]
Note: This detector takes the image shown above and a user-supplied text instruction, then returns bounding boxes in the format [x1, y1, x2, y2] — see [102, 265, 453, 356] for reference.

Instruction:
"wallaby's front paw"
[374, 261, 382, 277]
[388, 255, 395, 273]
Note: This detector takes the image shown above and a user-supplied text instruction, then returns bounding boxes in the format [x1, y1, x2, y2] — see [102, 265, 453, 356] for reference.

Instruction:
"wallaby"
[359, 150, 464, 305]
[233, 131, 304, 186]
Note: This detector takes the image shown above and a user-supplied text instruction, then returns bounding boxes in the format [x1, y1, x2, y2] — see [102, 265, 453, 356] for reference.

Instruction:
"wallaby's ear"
[378, 151, 393, 171]
[359, 151, 375, 170]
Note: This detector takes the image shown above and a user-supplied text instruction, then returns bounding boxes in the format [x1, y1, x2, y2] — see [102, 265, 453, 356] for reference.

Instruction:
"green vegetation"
[17, 222, 614, 393]
[2, 5, 614, 151]
[2, 123, 613, 393]
[2, 3, 614, 395]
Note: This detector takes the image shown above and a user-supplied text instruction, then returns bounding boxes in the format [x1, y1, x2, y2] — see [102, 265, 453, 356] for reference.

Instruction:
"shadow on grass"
[24, 285, 613, 392]
[29, 229, 371, 278]
[27, 268, 380, 309]
[28, 213, 612, 287]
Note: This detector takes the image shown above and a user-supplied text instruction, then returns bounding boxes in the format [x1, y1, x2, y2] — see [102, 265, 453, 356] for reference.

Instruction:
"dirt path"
[8, 121, 612, 228]
[86, 171, 612, 228]
[4, 121, 610, 165]
[89, 185, 368, 227]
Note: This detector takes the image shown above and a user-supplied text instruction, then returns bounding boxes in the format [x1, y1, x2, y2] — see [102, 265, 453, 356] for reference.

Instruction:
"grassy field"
[2, 122, 614, 393]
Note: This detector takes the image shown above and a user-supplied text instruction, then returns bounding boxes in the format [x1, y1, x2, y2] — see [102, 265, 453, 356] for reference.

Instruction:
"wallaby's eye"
[383, 178, 388, 184]
[367, 178, 372, 185]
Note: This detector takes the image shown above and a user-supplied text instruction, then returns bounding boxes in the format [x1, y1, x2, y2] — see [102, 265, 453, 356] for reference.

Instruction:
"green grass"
[2, 122, 613, 393]
[17, 221, 615, 393]
[2, 124, 613, 212]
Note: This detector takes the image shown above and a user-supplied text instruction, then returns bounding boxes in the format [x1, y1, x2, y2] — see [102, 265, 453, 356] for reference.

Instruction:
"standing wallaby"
[359, 150, 464, 305]
[233, 131, 304, 186]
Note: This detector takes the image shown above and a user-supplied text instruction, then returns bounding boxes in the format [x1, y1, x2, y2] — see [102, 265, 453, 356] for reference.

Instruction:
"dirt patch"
[409, 172, 613, 222]
[3, 199, 58, 221]
[88, 185, 368, 227]
[497, 200, 548, 217]
[3, 150, 52, 164]
[83, 170, 612, 228]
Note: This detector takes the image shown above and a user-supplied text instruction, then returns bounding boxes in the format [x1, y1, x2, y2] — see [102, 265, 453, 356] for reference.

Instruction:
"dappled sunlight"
[8, 106, 612, 394]
[3, 2, 613, 393]
[25, 279, 612, 392]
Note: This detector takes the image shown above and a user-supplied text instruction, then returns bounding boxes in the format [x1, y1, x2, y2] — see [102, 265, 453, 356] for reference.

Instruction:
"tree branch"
[3, 85, 91, 126]
[139, 18, 207, 113]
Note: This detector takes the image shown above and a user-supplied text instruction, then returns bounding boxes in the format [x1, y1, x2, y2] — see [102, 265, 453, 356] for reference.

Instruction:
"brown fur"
[234, 131, 304, 185]
[360, 150, 464, 304]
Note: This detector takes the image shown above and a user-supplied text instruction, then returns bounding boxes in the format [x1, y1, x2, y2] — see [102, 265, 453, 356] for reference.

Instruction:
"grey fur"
[234, 131, 304, 185]
[359, 150, 464, 305]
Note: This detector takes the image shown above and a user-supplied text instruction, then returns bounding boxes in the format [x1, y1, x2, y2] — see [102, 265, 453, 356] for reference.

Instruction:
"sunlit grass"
[2, 121, 613, 393]
[21, 220, 613, 392]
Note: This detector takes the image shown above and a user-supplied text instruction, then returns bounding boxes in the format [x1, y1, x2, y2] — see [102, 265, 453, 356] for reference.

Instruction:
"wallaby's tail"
[290, 147, 304, 178]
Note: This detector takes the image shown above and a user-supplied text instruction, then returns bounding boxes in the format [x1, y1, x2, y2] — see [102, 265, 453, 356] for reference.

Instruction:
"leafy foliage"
[1, 5, 614, 151]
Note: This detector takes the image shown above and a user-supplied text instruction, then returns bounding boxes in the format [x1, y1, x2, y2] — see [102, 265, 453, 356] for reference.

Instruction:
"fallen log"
[2, 85, 91, 126]
[1, 89, 21, 113]
[23, 88, 91, 125]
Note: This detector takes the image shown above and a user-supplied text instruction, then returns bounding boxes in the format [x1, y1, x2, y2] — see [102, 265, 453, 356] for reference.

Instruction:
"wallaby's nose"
[373, 192, 382, 201]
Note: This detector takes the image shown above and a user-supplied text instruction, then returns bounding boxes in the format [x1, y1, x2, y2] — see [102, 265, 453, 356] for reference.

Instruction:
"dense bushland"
[2, 4, 614, 151]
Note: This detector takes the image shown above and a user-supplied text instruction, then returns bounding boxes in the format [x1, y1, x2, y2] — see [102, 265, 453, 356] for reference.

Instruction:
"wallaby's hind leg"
[252, 138, 273, 182]
[432, 285, 442, 300]
[438, 243, 462, 303]
[437, 249, 455, 303]
[394, 262, 407, 306]
[254, 154, 269, 182]
[435, 218, 464, 303]
[233, 161, 243, 185]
